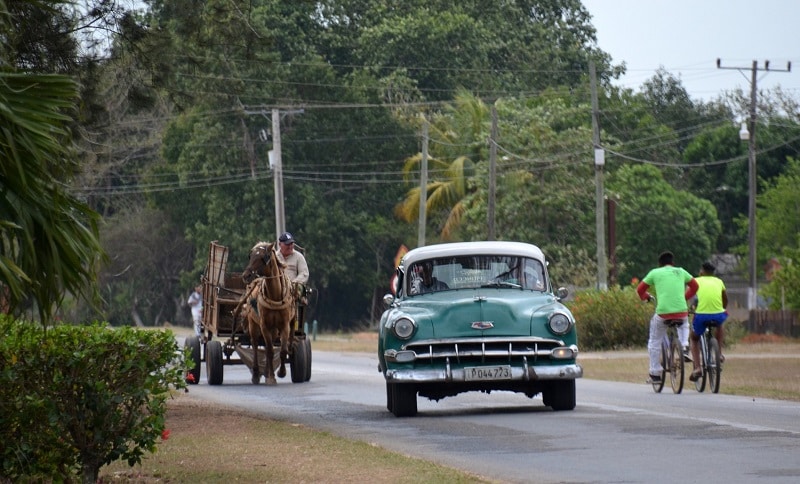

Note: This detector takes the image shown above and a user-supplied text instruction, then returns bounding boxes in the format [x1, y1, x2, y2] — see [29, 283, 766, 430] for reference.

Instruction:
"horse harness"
[248, 244, 293, 311]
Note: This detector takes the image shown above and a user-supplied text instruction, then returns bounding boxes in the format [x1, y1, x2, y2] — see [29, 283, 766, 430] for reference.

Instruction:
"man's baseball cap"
[279, 232, 295, 244]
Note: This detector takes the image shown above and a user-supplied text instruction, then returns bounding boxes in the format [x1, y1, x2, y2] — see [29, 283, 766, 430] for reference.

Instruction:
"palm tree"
[0, 0, 105, 323]
[394, 91, 488, 240]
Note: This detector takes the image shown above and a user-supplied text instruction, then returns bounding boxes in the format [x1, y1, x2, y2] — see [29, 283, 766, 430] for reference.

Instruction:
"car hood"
[393, 288, 569, 339]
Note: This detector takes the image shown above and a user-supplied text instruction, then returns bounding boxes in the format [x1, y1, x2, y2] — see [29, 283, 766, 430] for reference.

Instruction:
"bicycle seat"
[663, 319, 684, 327]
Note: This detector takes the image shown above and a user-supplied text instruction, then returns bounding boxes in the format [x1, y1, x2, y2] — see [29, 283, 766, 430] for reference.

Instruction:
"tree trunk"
[82, 464, 98, 484]
[131, 307, 144, 327]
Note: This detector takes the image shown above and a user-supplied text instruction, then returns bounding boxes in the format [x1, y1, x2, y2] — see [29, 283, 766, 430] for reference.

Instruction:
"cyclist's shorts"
[693, 312, 727, 335]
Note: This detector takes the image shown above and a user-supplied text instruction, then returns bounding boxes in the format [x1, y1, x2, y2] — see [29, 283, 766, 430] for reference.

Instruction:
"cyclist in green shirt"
[637, 251, 699, 384]
[689, 261, 728, 382]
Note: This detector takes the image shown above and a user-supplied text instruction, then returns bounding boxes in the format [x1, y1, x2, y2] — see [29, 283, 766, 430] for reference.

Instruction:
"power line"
[76, 122, 800, 197]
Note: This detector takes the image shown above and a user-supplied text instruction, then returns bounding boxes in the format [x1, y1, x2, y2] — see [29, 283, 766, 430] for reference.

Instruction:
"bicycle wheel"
[695, 333, 708, 392]
[669, 333, 684, 394]
[708, 336, 721, 393]
[652, 341, 666, 393]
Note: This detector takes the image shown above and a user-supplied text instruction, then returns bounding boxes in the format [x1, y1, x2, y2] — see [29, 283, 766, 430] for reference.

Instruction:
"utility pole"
[244, 106, 302, 240]
[271, 109, 285, 239]
[418, 119, 429, 248]
[590, 62, 607, 290]
[487, 105, 498, 241]
[717, 59, 791, 317]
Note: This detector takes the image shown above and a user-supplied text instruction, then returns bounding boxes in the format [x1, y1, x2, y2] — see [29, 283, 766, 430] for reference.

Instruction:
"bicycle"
[693, 321, 722, 393]
[651, 318, 685, 394]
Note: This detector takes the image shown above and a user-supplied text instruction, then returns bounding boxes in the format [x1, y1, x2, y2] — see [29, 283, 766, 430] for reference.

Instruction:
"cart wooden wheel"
[184, 335, 201, 384]
[303, 337, 312, 382]
[290, 338, 308, 383]
[206, 340, 224, 385]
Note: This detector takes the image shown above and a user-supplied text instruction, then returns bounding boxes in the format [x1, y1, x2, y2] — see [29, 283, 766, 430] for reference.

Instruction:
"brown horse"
[242, 239, 304, 331]
[233, 242, 295, 385]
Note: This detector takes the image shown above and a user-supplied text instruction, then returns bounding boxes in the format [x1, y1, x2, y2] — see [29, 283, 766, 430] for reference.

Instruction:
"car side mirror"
[555, 287, 569, 300]
[390, 267, 404, 296]
[383, 293, 395, 307]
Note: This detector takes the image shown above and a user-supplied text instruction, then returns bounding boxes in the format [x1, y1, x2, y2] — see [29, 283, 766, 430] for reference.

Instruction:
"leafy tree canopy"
[759, 157, 800, 311]
[756, 158, 800, 261]
[24, 0, 800, 329]
[608, 164, 721, 283]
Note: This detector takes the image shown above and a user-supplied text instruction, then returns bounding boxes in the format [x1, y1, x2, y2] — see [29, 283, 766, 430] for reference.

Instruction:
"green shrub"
[567, 286, 751, 351]
[721, 317, 747, 346]
[567, 286, 653, 350]
[0, 316, 188, 483]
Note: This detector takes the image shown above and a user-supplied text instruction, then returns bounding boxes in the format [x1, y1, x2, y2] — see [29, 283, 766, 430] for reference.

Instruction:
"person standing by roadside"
[689, 261, 728, 381]
[188, 284, 203, 338]
[636, 251, 699, 384]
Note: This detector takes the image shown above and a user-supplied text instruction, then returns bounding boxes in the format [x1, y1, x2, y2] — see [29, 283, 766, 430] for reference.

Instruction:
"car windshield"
[406, 255, 545, 295]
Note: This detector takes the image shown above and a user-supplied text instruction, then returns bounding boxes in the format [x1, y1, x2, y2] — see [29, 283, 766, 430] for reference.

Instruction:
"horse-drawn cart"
[184, 241, 312, 385]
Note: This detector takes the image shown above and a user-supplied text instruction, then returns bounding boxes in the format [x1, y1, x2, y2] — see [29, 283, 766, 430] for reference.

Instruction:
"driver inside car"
[411, 261, 449, 294]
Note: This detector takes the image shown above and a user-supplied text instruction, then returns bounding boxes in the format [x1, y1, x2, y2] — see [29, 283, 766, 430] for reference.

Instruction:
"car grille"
[403, 336, 566, 363]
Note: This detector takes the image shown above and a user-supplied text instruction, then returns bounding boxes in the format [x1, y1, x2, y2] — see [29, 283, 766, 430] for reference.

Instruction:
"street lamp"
[738, 123, 749, 141]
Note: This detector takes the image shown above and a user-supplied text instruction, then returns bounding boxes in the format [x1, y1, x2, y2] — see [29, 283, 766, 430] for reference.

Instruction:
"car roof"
[400, 241, 545, 268]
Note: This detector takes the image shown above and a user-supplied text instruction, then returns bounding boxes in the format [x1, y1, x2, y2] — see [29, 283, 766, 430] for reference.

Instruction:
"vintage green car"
[378, 241, 582, 417]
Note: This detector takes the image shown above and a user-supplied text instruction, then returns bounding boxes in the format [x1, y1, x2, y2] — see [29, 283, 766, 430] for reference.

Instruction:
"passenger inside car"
[523, 259, 545, 291]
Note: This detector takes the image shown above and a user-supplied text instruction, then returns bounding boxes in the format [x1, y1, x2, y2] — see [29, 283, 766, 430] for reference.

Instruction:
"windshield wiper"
[481, 280, 521, 289]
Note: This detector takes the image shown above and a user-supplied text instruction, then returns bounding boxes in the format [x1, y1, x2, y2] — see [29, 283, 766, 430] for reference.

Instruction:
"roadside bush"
[721, 317, 747, 346]
[0, 316, 187, 483]
[567, 286, 653, 350]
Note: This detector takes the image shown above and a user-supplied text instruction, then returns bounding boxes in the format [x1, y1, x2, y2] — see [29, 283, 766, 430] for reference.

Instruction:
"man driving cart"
[276, 232, 309, 329]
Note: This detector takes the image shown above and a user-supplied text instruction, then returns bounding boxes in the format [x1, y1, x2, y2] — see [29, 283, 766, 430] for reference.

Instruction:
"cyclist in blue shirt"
[689, 261, 728, 382]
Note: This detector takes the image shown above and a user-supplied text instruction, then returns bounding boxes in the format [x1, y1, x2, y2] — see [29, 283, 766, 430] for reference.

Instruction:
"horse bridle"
[249, 244, 284, 280]
[254, 245, 271, 267]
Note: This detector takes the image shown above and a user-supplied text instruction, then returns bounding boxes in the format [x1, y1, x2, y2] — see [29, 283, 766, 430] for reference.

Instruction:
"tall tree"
[681, 91, 800, 253]
[756, 158, 800, 262]
[607, 164, 720, 284]
[82, 0, 624, 327]
[640, 67, 699, 153]
[141, 0, 422, 326]
[1, 0, 105, 322]
[758, 159, 800, 310]
[346, 0, 610, 101]
[457, 90, 598, 284]
[681, 123, 746, 252]
[394, 91, 486, 240]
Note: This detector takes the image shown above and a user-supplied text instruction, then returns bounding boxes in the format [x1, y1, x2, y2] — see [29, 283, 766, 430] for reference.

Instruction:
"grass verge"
[100, 397, 494, 483]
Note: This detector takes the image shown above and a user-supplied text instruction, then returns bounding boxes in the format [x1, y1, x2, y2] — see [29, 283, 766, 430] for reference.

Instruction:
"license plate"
[464, 365, 512, 381]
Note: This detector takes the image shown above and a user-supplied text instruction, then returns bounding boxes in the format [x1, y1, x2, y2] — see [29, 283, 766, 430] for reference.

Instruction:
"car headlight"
[548, 312, 573, 335]
[392, 317, 416, 339]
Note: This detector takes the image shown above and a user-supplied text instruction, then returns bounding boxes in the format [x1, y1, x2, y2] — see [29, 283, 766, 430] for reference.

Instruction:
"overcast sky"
[582, 0, 799, 101]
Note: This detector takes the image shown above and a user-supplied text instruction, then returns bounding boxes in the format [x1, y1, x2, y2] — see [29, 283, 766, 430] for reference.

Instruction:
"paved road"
[184, 349, 800, 483]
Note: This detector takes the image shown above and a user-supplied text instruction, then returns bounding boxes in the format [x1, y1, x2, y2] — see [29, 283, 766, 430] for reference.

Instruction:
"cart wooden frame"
[184, 241, 312, 385]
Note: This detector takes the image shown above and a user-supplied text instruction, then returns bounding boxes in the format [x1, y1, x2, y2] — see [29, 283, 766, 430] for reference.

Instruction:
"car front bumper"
[384, 361, 583, 383]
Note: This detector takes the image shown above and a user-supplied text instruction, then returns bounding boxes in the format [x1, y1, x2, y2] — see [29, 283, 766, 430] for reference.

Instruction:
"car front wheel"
[386, 381, 394, 412]
[545, 380, 576, 411]
[390, 382, 418, 417]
